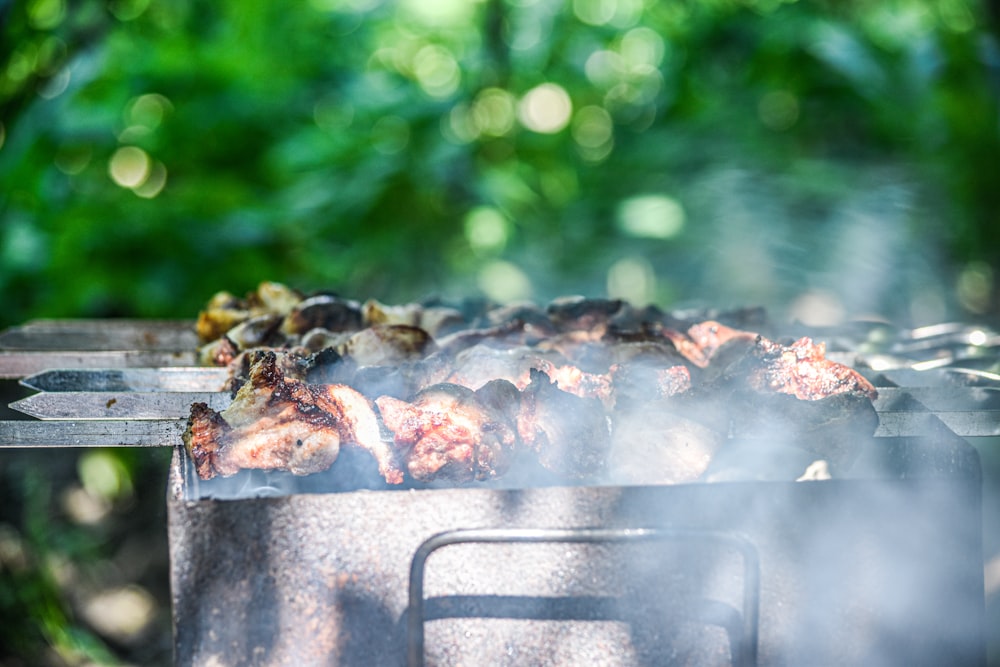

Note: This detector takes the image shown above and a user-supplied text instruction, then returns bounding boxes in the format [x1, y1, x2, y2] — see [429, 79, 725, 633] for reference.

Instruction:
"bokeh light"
[477, 260, 533, 303]
[518, 83, 572, 134]
[412, 44, 460, 98]
[607, 256, 656, 305]
[464, 206, 509, 254]
[572, 105, 614, 162]
[109, 146, 151, 189]
[616, 195, 685, 240]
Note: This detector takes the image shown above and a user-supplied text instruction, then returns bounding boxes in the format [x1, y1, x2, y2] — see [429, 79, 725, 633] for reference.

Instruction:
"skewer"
[4, 387, 998, 437]
[20, 367, 230, 393]
[0, 419, 186, 447]
[9, 391, 231, 420]
[0, 319, 199, 351]
[0, 350, 200, 379]
[0, 320, 202, 378]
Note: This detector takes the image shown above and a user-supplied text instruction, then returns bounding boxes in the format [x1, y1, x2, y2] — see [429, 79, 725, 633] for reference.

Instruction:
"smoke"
[674, 166, 953, 327]
[175, 287, 987, 665]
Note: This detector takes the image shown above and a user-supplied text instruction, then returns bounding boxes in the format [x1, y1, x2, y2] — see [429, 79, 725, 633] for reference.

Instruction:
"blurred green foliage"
[1, 0, 998, 324]
[1, 0, 1000, 663]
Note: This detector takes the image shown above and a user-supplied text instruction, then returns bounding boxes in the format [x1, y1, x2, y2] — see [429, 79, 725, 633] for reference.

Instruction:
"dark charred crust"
[547, 297, 625, 332]
[283, 295, 363, 334]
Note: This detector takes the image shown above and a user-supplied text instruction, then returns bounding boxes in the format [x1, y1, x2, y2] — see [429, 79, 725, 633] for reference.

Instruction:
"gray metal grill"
[0, 319, 995, 666]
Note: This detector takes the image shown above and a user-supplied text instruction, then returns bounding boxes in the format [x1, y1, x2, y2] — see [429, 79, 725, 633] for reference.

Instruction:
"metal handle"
[407, 526, 760, 667]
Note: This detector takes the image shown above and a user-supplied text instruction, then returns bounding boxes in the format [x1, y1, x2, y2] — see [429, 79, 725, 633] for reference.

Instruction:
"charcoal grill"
[0, 318, 995, 666]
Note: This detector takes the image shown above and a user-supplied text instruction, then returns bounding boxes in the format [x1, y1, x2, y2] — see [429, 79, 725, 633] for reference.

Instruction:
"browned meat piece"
[658, 321, 758, 369]
[198, 335, 240, 367]
[435, 317, 553, 356]
[281, 294, 363, 335]
[471, 302, 556, 336]
[517, 369, 610, 479]
[185, 401, 229, 480]
[183, 351, 403, 483]
[375, 382, 518, 482]
[656, 365, 693, 396]
[686, 321, 758, 360]
[745, 336, 877, 401]
[546, 296, 624, 332]
[440, 346, 615, 406]
[196, 282, 302, 342]
[531, 358, 614, 405]
[196, 292, 250, 344]
[699, 334, 880, 473]
[337, 324, 436, 367]
[362, 299, 466, 336]
[224, 313, 287, 350]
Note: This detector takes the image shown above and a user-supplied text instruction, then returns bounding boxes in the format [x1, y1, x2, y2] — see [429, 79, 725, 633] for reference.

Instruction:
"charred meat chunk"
[337, 324, 435, 367]
[183, 351, 402, 483]
[704, 334, 880, 472]
[744, 336, 877, 401]
[196, 282, 301, 343]
[375, 382, 518, 482]
[281, 294, 363, 336]
[517, 369, 610, 480]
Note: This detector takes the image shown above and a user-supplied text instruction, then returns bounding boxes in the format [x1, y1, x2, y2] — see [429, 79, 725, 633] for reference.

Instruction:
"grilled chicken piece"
[745, 336, 877, 401]
[196, 282, 302, 343]
[362, 299, 466, 337]
[546, 296, 624, 332]
[375, 382, 518, 482]
[337, 324, 435, 367]
[184, 351, 403, 483]
[517, 369, 610, 480]
[442, 345, 569, 389]
[198, 335, 240, 368]
[703, 334, 879, 473]
[281, 294, 363, 336]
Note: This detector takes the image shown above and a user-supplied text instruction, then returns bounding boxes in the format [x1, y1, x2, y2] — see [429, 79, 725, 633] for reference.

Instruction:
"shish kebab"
[1, 283, 998, 484]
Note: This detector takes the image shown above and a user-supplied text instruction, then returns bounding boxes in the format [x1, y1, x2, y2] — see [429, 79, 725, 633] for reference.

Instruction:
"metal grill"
[0, 318, 994, 666]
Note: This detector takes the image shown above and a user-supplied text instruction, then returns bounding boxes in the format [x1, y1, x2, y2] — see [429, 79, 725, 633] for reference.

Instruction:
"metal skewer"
[4, 387, 998, 437]
[19, 367, 230, 393]
[0, 319, 199, 351]
[0, 419, 186, 448]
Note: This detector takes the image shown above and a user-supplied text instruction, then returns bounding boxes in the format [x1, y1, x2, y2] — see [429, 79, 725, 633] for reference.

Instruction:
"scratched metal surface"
[168, 425, 984, 667]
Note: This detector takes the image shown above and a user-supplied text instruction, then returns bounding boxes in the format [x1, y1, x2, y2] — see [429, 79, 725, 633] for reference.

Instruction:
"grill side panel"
[168, 470, 984, 666]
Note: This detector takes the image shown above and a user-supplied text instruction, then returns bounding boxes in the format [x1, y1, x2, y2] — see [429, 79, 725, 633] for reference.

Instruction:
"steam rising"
[179, 285, 987, 665]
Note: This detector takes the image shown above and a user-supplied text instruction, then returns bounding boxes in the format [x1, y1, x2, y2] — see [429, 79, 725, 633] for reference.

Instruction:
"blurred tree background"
[1, 0, 999, 664]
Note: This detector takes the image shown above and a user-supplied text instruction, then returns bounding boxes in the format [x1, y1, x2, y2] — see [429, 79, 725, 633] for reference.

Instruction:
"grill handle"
[406, 526, 761, 667]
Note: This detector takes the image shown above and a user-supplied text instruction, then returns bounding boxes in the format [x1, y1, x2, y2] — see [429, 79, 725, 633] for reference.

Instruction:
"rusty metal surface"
[168, 436, 985, 667]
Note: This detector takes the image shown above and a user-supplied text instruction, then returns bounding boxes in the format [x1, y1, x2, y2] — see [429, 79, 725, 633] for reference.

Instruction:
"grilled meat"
[196, 282, 301, 343]
[698, 334, 880, 473]
[362, 299, 465, 336]
[517, 369, 611, 479]
[375, 382, 518, 482]
[190, 283, 880, 485]
[281, 294, 363, 336]
[184, 351, 403, 483]
[338, 324, 435, 367]
[745, 336, 877, 401]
